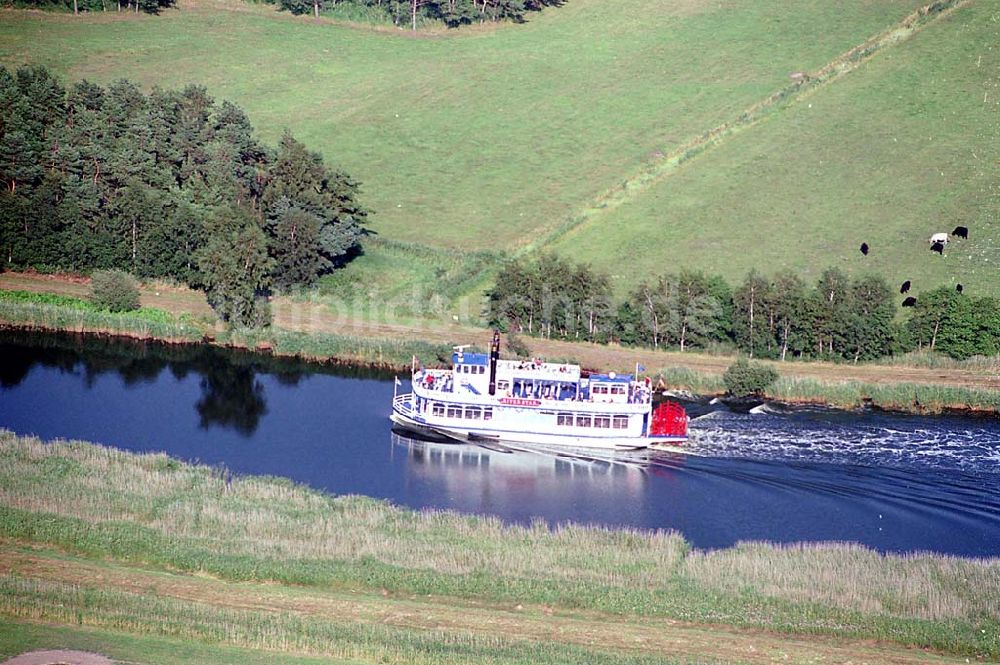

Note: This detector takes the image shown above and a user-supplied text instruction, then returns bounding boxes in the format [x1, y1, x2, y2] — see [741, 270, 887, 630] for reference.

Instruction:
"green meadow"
[3, 0, 986, 304]
[551, 0, 1000, 296]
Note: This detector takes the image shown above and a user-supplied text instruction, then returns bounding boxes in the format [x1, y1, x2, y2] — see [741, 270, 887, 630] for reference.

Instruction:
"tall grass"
[0, 290, 454, 371]
[0, 294, 202, 342]
[683, 541, 1000, 622]
[222, 328, 454, 369]
[1, 433, 997, 657]
[769, 376, 1000, 413]
[652, 367, 725, 395]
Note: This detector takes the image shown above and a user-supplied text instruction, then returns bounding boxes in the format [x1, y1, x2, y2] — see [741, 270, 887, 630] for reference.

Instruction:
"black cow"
[956, 284, 964, 294]
[902, 297, 917, 307]
[952, 226, 969, 239]
[930, 242, 945, 255]
[900, 280, 911, 294]
[860, 242, 869, 256]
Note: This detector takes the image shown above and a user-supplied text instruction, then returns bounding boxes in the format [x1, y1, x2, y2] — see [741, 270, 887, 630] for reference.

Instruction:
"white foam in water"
[683, 407, 1000, 477]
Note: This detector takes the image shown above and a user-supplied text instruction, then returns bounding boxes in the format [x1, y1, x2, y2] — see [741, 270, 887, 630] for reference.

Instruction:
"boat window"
[594, 416, 611, 429]
[611, 385, 626, 395]
[483, 407, 493, 420]
[432, 402, 445, 417]
[447, 405, 462, 418]
[478, 366, 485, 374]
[497, 381, 509, 391]
[575, 415, 592, 428]
[465, 407, 481, 420]
[613, 415, 628, 429]
[592, 385, 607, 395]
[557, 413, 573, 426]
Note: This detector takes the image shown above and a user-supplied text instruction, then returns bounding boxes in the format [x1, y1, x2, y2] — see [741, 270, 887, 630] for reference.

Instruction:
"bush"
[91, 270, 141, 313]
[723, 358, 778, 397]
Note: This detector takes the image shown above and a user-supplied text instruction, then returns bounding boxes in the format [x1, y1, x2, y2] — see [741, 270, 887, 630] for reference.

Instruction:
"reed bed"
[224, 329, 454, 370]
[0, 298, 202, 343]
[0, 293, 454, 371]
[1, 432, 997, 657]
[683, 541, 1000, 622]
[769, 377, 1000, 413]
[651, 367, 725, 395]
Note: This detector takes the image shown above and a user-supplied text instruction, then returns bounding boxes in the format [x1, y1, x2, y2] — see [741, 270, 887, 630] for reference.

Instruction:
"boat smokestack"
[488, 330, 500, 396]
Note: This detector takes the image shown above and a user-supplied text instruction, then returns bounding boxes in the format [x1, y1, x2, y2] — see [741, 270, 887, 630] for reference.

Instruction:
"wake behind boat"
[390, 332, 688, 451]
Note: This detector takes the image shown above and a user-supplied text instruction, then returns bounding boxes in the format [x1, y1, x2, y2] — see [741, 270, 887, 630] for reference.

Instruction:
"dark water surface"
[2, 331, 999, 557]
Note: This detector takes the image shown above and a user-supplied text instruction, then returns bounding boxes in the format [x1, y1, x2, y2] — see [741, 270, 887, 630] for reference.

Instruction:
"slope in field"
[550, 0, 999, 297]
[0, 0, 928, 253]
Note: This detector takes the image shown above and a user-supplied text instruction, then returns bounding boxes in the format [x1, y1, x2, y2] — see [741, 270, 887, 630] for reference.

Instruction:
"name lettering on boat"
[499, 397, 542, 407]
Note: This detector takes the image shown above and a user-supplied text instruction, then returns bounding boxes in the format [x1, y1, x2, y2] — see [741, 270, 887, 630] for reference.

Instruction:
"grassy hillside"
[0, 0, 932, 245]
[549, 0, 1000, 297]
[0, 0, 947, 297]
[1, 0, 995, 307]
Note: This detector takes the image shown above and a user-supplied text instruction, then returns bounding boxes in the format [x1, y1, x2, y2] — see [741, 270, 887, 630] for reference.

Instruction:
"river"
[1, 330, 998, 557]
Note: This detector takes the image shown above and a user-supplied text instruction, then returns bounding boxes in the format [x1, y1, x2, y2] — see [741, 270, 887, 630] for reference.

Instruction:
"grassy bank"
[2, 285, 999, 414]
[0, 432, 997, 662]
[648, 366, 1000, 414]
[0, 290, 203, 343]
[0, 290, 454, 370]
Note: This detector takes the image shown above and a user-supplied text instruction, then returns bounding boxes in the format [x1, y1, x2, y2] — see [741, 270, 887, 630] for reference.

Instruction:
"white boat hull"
[390, 408, 684, 452]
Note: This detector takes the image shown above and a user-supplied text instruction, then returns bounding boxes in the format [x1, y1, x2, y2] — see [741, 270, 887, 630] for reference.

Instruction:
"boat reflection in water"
[390, 429, 687, 525]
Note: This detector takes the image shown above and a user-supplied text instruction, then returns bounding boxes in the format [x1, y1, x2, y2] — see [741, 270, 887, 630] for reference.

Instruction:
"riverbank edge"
[0, 296, 998, 417]
[0, 431, 997, 662]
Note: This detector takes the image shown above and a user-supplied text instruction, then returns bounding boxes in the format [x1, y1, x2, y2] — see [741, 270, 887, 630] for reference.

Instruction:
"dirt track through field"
[0, 544, 969, 665]
[1, 650, 113, 665]
[2, 272, 998, 391]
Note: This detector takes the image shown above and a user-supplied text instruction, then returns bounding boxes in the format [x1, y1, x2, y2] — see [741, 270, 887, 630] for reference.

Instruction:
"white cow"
[929, 232, 949, 244]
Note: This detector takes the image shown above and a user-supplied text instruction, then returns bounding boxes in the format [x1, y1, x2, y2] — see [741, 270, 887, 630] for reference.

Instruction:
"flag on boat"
[394, 377, 402, 386]
[636, 364, 646, 373]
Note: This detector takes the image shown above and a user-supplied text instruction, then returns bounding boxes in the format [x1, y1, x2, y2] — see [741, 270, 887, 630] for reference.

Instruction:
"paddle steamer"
[390, 332, 687, 451]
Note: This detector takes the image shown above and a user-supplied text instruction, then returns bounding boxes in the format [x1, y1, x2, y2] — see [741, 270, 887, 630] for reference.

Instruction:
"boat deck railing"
[393, 392, 415, 416]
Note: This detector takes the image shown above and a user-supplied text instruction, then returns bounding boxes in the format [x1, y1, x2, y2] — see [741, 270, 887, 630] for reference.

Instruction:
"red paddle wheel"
[649, 401, 688, 439]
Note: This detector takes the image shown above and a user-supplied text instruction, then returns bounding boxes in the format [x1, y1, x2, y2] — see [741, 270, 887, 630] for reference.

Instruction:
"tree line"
[8, 0, 563, 22]
[8, 0, 173, 14]
[486, 256, 1000, 361]
[276, 0, 565, 28]
[0, 65, 368, 327]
